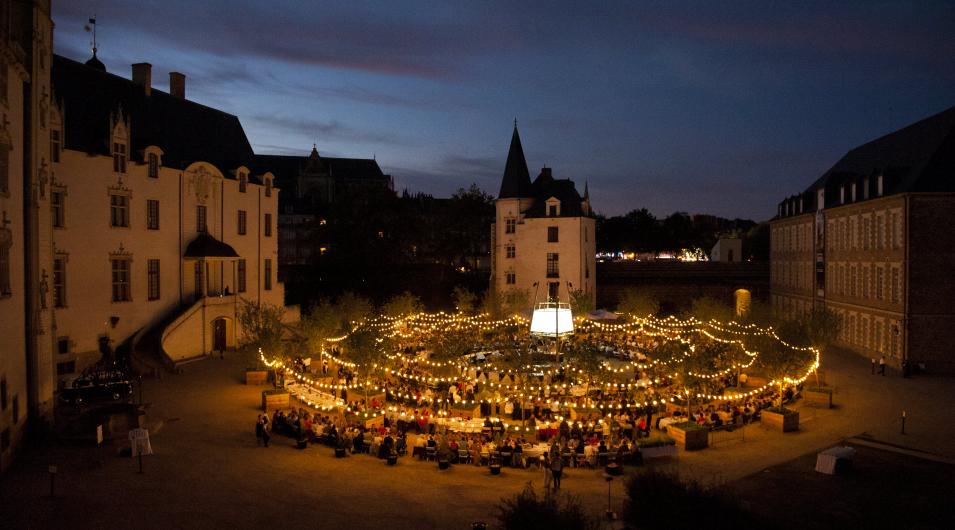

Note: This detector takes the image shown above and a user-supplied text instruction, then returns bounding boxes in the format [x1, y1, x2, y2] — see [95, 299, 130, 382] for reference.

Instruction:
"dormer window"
[147, 153, 159, 178]
[850, 183, 857, 202]
[239, 172, 247, 193]
[264, 177, 272, 197]
[840, 186, 845, 204]
[546, 198, 561, 217]
[548, 205, 557, 216]
[113, 142, 127, 173]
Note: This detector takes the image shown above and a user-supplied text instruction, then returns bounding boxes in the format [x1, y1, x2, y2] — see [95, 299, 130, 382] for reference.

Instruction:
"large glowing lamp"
[530, 302, 575, 338]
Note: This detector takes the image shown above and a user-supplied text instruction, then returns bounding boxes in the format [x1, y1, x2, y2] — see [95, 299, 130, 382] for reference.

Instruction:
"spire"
[584, 181, 589, 200]
[498, 123, 533, 199]
[84, 15, 106, 71]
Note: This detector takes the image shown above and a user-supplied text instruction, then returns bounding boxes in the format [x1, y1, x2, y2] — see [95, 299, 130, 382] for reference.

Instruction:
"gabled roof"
[806, 104, 955, 197]
[498, 125, 534, 199]
[184, 234, 240, 259]
[253, 153, 388, 189]
[52, 54, 255, 175]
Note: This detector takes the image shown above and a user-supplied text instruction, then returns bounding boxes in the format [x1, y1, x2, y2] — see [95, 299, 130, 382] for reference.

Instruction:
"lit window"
[547, 253, 559, 278]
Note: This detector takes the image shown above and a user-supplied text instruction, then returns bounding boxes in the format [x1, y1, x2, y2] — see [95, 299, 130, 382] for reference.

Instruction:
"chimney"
[169, 71, 186, 99]
[131, 63, 152, 96]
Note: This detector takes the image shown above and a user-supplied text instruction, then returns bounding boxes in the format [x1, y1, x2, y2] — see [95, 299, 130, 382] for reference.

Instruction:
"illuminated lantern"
[530, 301, 575, 337]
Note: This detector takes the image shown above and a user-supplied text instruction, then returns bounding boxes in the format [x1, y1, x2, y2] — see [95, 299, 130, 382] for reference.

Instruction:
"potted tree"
[238, 300, 285, 384]
[753, 332, 814, 433]
[802, 309, 840, 408]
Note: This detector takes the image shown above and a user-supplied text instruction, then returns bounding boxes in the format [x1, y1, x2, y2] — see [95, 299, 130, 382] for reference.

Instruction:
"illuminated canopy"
[530, 302, 575, 337]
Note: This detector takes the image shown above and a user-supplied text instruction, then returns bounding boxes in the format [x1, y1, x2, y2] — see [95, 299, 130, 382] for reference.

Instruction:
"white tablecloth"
[815, 446, 855, 474]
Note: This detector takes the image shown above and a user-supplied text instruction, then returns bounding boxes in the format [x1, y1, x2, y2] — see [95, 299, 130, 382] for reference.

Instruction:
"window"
[51, 189, 65, 228]
[237, 259, 247, 293]
[57, 337, 70, 355]
[264, 259, 272, 290]
[850, 183, 856, 202]
[265, 178, 272, 197]
[51, 129, 61, 163]
[146, 200, 159, 230]
[548, 282, 559, 300]
[239, 172, 247, 193]
[0, 140, 9, 195]
[891, 267, 900, 304]
[547, 226, 559, 243]
[548, 205, 558, 216]
[264, 213, 272, 237]
[53, 257, 66, 308]
[194, 262, 204, 296]
[546, 253, 559, 278]
[876, 266, 884, 301]
[196, 205, 207, 233]
[147, 259, 160, 301]
[505, 245, 515, 259]
[147, 153, 159, 178]
[505, 271, 516, 285]
[112, 142, 127, 173]
[0, 234, 11, 296]
[110, 194, 129, 227]
[505, 218, 516, 234]
[238, 210, 247, 235]
[56, 361, 75, 376]
[111, 258, 131, 302]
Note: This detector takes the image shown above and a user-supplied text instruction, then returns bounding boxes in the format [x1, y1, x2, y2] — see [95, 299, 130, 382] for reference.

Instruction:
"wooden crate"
[245, 370, 268, 385]
[804, 388, 833, 408]
[761, 410, 799, 432]
[666, 423, 708, 450]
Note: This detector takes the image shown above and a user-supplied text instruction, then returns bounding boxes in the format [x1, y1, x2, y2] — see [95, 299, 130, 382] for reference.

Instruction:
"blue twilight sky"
[52, 1, 955, 221]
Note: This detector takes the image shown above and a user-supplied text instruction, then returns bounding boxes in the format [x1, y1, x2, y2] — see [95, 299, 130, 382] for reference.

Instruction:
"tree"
[452, 286, 478, 314]
[804, 308, 841, 350]
[690, 296, 734, 322]
[301, 299, 340, 357]
[237, 299, 285, 362]
[497, 484, 596, 530]
[381, 291, 423, 318]
[568, 288, 594, 315]
[336, 291, 373, 331]
[616, 288, 659, 318]
[344, 328, 381, 404]
[752, 334, 814, 409]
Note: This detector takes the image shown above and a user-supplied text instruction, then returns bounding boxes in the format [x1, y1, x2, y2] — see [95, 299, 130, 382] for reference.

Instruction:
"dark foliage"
[623, 470, 755, 529]
[497, 485, 597, 530]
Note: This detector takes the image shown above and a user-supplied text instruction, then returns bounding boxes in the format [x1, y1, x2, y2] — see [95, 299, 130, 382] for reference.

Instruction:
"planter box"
[666, 423, 709, 450]
[245, 370, 268, 385]
[451, 403, 482, 419]
[762, 409, 799, 432]
[639, 445, 677, 459]
[262, 390, 289, 411]
[804, 388, 833, 408]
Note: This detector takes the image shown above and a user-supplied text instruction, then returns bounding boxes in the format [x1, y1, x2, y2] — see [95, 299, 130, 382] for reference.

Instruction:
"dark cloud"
[247, 114, 409, 147]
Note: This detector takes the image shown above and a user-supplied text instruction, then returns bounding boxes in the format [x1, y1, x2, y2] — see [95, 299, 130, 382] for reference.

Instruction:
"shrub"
[624, 470, 753, 529]
[497, 484, 597, 530]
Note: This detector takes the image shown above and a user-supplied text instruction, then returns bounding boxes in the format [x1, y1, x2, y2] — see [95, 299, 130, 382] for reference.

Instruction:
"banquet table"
[815, 446, 855, 475]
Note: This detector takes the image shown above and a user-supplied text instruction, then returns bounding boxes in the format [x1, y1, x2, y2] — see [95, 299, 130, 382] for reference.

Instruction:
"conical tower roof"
[498, 124, 533, 198]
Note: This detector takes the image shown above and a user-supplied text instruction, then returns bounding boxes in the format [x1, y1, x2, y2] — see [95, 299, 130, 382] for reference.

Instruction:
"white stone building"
[490, 126, 596, 310]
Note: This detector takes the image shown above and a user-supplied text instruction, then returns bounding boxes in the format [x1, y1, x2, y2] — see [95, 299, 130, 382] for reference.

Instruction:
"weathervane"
[84, 15, 98, 57]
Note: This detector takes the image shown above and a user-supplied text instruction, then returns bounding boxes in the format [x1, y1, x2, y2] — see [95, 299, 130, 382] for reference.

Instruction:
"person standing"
[542, 453, 552, 493]
[879, 356, 886, 376]
[255, 415, 264, 446]
[550, 450, 564, 491]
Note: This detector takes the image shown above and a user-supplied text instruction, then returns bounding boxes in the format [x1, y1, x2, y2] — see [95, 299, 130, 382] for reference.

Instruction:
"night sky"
[52, 1, 955, 221]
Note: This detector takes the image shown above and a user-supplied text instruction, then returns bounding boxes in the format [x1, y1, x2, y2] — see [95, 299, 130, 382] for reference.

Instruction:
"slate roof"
[183, 233, 240, 259]
[524, 173, 586, 218]
[779, 104, 955, 214]
[52, 54, 256, 178]
[253, 153, 389, 191]
[498, 125, 534, 199]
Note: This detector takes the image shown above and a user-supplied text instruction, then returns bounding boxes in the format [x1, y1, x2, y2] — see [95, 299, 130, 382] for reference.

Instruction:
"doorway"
[212, 318, 227, 352]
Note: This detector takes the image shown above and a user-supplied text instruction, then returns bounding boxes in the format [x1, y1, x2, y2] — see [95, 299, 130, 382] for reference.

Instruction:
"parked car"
[58, 377, 133, 405]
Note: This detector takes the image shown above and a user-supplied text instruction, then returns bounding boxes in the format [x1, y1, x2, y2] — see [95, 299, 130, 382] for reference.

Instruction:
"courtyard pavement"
[2, 345, 954, 529]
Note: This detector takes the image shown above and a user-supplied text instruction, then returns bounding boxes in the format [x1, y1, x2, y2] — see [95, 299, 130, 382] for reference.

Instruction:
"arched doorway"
[212, 318, 228, 352]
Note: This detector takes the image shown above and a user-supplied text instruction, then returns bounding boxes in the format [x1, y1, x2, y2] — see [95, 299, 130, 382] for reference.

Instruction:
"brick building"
[771, 105, 955, 372]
